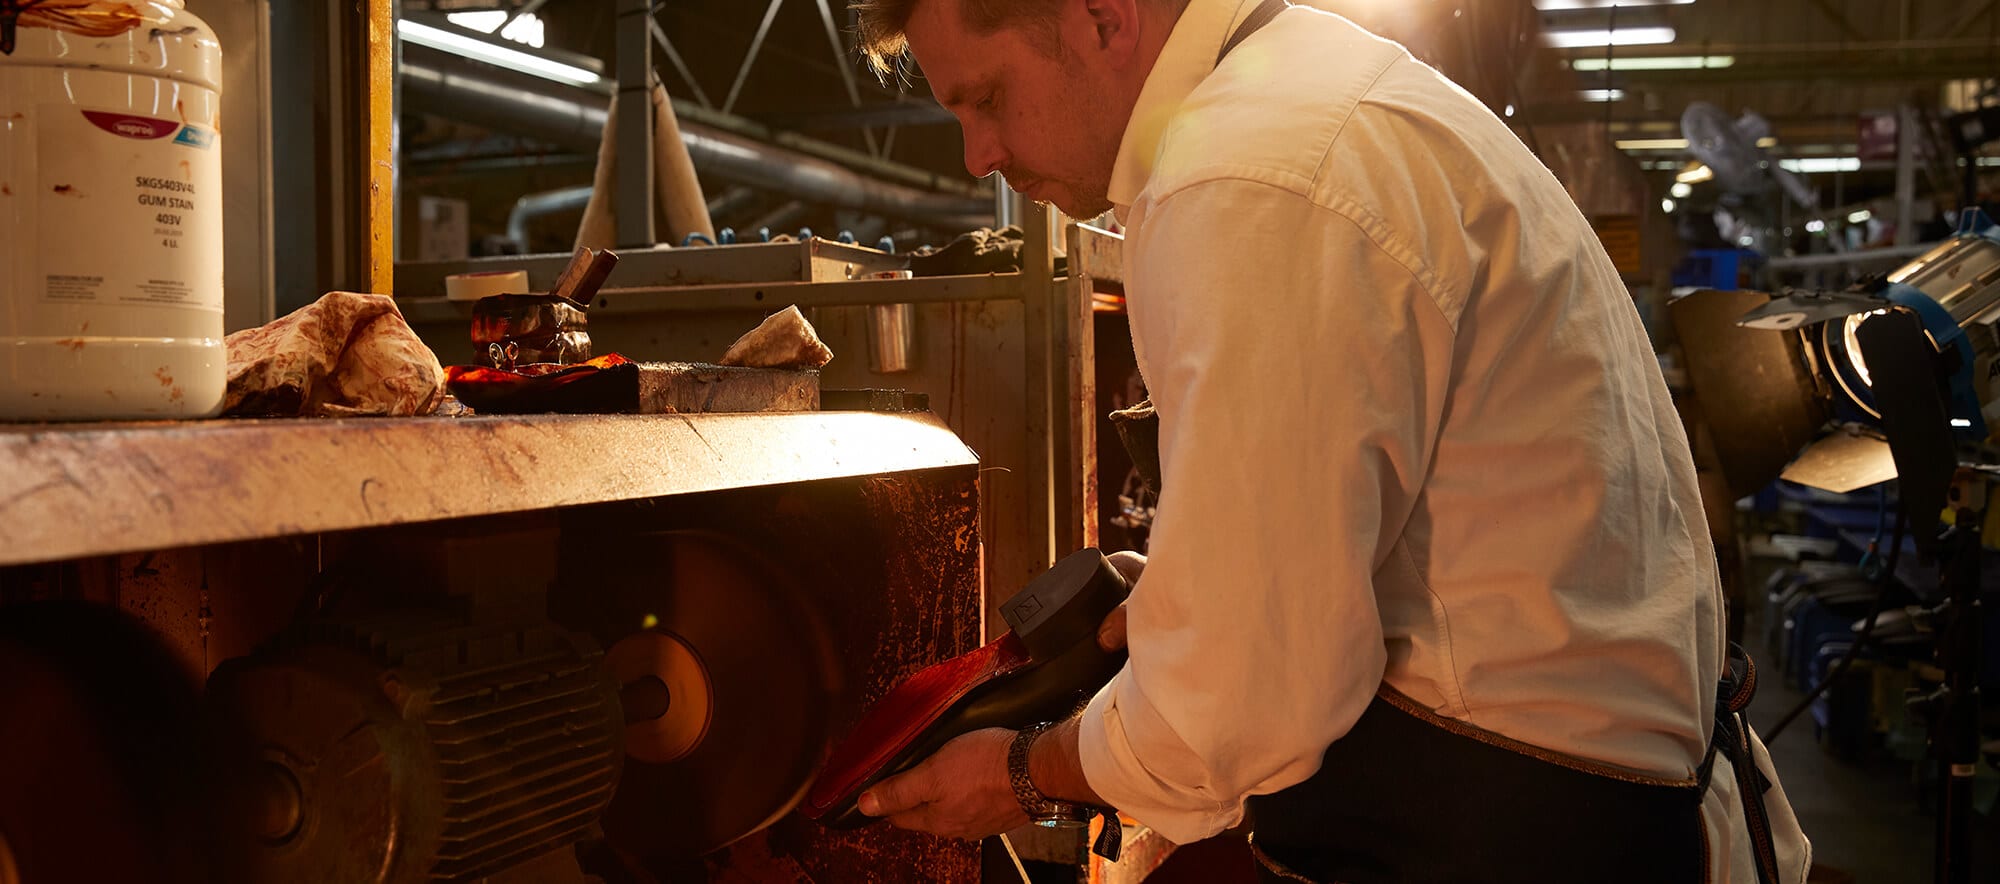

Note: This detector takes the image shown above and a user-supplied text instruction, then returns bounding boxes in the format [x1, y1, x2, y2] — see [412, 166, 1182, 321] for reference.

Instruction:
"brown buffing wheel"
[553, 530, 837, 862]
[0, 601, 205, 884]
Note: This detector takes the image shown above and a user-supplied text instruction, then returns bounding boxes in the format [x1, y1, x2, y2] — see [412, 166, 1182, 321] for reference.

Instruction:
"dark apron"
[1166, 5, 1788, 881]
[1241, 651, 1775, 884]
[1245, 685, 1691, 884]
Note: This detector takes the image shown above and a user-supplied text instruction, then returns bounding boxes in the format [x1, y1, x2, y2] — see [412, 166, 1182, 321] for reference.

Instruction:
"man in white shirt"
[848, 0, 1811, 880]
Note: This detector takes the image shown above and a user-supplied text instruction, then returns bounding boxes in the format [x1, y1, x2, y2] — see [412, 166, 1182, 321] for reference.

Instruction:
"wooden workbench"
[0, 410, 976, 567]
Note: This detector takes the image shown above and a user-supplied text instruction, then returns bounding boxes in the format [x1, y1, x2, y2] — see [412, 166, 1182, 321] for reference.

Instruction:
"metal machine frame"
[400, 205, 1131, 632]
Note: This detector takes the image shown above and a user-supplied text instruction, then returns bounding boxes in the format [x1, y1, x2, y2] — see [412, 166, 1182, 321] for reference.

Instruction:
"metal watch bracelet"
[1007, 722, 1091, 823]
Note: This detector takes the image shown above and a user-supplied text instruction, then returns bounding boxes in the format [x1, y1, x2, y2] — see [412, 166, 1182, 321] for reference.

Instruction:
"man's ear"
[1080, 0, 1143, 62]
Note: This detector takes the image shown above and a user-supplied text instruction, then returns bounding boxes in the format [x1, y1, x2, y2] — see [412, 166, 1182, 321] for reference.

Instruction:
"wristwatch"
[1007, 722, 1093, 824]
[1007, 722, 1124, 861]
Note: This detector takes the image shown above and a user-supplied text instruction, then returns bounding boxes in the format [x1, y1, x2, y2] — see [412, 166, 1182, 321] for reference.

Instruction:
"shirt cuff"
[1077, 668, 1246, 844]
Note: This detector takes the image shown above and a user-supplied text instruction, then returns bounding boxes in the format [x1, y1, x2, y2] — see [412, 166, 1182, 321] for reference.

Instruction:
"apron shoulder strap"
[1216, 0, 1289, 65]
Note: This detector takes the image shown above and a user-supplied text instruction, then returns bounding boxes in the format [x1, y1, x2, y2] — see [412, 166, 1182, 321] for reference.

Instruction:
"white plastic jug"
[0, 0, 224, 419]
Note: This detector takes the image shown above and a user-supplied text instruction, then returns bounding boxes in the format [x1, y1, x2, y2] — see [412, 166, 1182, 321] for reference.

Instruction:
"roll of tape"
[445, 269, 531, 302]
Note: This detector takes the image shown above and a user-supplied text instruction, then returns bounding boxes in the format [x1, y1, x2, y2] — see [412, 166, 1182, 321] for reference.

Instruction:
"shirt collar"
[1106, 0, 1261, 216]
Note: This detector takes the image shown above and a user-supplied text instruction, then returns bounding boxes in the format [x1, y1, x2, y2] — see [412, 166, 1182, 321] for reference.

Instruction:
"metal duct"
[507, 185, 594, 251]
[401, 46, 992, 224]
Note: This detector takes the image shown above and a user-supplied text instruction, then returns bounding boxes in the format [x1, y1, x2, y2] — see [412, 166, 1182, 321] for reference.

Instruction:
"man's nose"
[961, 125, 1009, 179]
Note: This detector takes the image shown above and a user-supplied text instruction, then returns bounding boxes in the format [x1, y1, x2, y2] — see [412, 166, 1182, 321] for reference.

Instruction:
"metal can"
[0, 0, 224, 419]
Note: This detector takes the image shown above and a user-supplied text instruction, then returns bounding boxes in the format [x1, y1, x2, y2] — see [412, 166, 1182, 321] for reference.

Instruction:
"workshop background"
[2, 0, 1998, 882]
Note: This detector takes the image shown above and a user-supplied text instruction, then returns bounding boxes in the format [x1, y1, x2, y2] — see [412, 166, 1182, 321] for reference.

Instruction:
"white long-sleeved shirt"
[1075, 3, 1809, 879]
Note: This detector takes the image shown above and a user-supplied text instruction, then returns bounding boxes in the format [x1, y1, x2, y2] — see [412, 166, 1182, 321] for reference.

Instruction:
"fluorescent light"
[1981, 157, 2000, 167]
[500, 12, 546, 49]
[1536, 0, 1693, 8]
[1807, 219, 1826, 233]
[1676, 164, 1715, 184]
[1781, 157, 1862, 173]
[444, 10, 544, 48]
[446, 10, 506, 33]
[1661, 198, 1676, 213]
[1670, 181, 1692, 198]
[1544, 26, 1676, 49]
[1579, 89, 1627, 102]
[1617, 138, 1689, 150]
[397, 19, 601, 87]
[1848, 209, 1873, 224]
[1572, 55, 1734, 72]
[1952, 418, 1973, 428]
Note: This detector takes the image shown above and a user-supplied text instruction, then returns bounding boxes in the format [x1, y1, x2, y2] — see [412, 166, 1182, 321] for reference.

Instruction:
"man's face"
[904, 0, 1127, 218]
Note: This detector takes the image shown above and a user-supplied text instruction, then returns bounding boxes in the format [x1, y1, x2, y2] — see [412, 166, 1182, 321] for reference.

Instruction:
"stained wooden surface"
[635, 362, 818, 412]
[0, 411, 976, 566]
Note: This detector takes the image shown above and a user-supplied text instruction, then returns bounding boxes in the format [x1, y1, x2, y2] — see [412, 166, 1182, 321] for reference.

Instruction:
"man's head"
[855, 0, 1187, 217]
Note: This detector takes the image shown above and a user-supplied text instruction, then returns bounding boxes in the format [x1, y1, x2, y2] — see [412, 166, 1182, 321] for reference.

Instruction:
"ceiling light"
[1807, 219, 1827, 233]
[1617, 137, 1690, 150]
[1505, 104, 1516, 117]
[1849, 209, 1873, 224]
[1676, 164, 1715, 184]
[1781, 158, 1863, 174]
[1571, 55, 1735, 72]
[1671, 181, 1693, 198]
[1579, 89, 1627, 102]
[499, 12, 546, 49]
[1662, 198, 1677, 213]
[1544, 26, 1677, 49]
[397, 19, 600, 86]
[1536, 0, 1694, 8]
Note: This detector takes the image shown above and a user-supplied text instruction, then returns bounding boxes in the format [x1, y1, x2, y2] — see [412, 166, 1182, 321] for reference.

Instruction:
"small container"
[0, 1, 225, 419]
[866, 270, 917, 374]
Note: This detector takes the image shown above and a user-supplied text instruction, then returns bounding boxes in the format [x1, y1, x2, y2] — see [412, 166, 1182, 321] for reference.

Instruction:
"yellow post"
[362, 0, 395, 295]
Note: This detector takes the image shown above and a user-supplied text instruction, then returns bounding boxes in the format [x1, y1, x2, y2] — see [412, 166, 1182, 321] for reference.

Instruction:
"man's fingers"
[1106, 550, 1147, 584]
[1099, 552, 1142, 652]
[884, 807, 939, 834]
[858, 764, 933, 818]
[1098, 603, 1128, 652]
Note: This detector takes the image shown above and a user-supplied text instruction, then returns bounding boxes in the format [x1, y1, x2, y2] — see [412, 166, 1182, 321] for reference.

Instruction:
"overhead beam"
[1936, 0, 1997, 40]
[753, 102, 957, 130]
[1806, 0, 1867, 41]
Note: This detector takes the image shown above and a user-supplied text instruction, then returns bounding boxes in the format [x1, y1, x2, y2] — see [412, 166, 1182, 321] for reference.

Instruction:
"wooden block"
[637, 362, 818, 414]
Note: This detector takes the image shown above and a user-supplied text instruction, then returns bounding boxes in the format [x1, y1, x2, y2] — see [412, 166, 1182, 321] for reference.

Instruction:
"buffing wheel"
[553, 530, 837, 862]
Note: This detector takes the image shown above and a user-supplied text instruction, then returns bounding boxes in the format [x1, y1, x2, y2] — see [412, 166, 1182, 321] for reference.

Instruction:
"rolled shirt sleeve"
[1078, 176, 1458, 843]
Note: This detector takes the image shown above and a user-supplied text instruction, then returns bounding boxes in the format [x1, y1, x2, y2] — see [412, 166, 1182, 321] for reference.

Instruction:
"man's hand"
[857, 728, 1028, 840]
[1099, 551, 1146, 651]
[857, 551, 1144, 841]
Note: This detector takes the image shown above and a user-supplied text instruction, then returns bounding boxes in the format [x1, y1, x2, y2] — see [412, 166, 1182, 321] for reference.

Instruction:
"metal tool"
[548, 246, 621, 306]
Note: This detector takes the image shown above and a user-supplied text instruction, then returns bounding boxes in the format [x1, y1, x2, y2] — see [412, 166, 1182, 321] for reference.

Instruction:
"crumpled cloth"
[223, 292, 446, 417]
[906, 225, 1069, 278]
[718, 305, 833, 369]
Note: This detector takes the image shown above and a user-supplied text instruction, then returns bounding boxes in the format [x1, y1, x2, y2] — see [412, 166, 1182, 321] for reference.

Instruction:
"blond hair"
[852, 0, 1067, 75]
